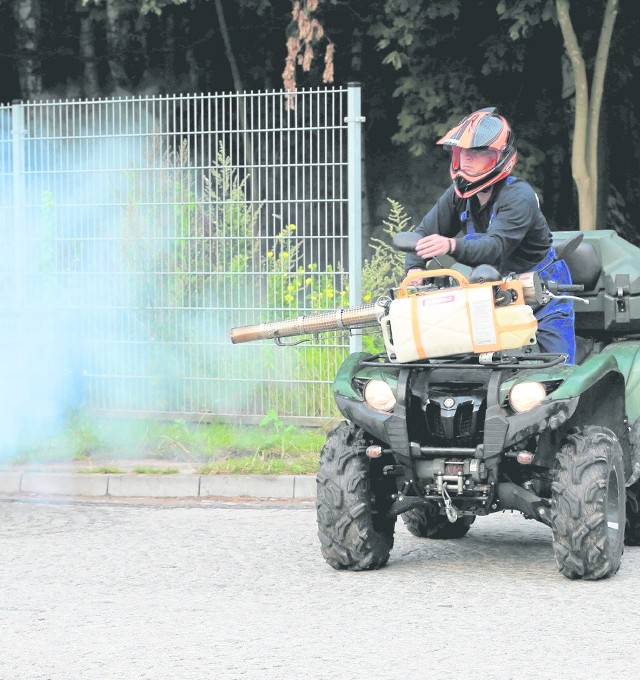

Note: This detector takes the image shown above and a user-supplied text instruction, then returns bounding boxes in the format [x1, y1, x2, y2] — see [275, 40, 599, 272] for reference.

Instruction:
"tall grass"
[10, 410, 326, 475]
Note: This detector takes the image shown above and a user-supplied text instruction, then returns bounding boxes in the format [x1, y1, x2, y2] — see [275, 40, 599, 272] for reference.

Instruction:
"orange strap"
[411, 296, 427, 359]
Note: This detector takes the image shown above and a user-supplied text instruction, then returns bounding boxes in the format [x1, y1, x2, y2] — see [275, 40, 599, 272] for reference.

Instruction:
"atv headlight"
[509, 381, 547, 413]
[363, 380, 397, 412]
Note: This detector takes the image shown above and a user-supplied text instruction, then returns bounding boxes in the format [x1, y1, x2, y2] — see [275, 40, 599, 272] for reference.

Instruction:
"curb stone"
[0, 470, 317, 500]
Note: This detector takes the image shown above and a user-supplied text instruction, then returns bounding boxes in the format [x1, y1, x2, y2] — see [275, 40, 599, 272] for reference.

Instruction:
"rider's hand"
[415, 234, 456, 259]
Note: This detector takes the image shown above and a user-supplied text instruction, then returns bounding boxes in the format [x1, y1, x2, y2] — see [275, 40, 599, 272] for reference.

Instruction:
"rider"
[405, 107, 576, 363]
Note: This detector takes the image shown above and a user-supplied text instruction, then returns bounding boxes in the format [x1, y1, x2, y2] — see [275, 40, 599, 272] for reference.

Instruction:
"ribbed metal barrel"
[230, 304, 381, 344]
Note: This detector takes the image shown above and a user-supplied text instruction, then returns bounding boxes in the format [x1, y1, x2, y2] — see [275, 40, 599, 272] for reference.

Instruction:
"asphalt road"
[1, 498, 639, 680]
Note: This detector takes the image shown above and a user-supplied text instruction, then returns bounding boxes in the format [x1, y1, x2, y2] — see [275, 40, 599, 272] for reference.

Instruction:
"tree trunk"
[586, 0, 619, 226]
[596, 103, 608, 230]
[13, 0, 42, 100]
[213, 0, 255, 208]
[105, 0, 129, 91]
[164, 12, 177, 83]
[556, 0, 618, 231]
[556, 0, 593, 230]
[213, 0, 243, 91]
[78, 4, 100, 97]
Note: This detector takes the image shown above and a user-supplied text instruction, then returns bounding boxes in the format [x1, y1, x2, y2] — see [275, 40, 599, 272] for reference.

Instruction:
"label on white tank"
[468, 287, 497, 346]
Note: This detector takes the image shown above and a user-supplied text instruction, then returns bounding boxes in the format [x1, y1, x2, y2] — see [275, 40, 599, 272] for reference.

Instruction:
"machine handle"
[397, 269, 470, 298]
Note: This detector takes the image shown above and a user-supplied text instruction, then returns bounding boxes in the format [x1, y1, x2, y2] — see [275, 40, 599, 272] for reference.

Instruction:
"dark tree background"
[1, 0, 638, 245]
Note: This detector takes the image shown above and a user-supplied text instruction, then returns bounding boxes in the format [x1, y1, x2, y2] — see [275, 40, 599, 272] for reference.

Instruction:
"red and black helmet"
[437, 107, 517, 199]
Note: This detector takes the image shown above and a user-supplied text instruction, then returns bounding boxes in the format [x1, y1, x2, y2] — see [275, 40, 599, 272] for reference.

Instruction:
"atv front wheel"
[402, 503, 475, 539]
[625, 480, 640, 546]
[316, 422, 396, 570]
[550, 426, 626, 580]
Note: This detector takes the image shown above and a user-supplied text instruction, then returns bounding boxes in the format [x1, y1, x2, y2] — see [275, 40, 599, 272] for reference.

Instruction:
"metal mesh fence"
[0, 87, 360, 425]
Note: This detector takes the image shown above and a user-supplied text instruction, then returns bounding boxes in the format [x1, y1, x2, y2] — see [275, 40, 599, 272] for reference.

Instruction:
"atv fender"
[563, 371, 632, 483]
[333, 352, 372, 401]
[551, 352, 620, 400]
[599, 341, 640, 485]
[600, 341, 640, 423]
[502, 354, 620, 448]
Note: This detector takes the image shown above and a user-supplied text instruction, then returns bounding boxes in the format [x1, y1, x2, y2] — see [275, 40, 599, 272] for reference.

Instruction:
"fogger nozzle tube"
[230, 303, 382, 344]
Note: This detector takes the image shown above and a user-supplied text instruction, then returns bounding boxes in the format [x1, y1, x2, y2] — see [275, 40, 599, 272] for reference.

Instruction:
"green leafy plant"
[123, 139, 261, 315]
[132, 466, 181, 474]
[359, 197, 414, 352]
[361, 197, 412, 302]
[257, 408, 298, 457]
[78, 465, 125, 474]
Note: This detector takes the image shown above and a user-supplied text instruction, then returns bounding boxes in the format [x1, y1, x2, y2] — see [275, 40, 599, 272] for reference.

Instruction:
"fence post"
[347, 82, 364, 353]
[11, 100, 26, 311]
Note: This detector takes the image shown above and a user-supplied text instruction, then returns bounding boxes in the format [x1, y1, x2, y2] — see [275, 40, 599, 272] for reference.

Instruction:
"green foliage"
[371, 0, 477, 156]
[359, 197, 414, 353]
[263, 223, 305, 309]
[257, 219, 351, 419]
[262, 223, 349, 312]
[123, 139, 260, 317]
[205, 146, 262, 278]
[370, 0, 559, 160]
[197, 451, 319, 476]
[258, 409, 300, 457]
[361, 197, 411, 303]
[10, 410, 325, 476]
[82, 0, 188, 16]
[496, 0, 557, 40]
[78, 465, 125, 474]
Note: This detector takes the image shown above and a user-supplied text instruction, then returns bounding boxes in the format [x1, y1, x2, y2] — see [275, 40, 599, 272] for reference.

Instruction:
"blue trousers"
[533, 255, 576, 364]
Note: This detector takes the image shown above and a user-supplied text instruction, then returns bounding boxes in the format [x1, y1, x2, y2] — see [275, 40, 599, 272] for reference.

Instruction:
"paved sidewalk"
[0, 459, 317, 500]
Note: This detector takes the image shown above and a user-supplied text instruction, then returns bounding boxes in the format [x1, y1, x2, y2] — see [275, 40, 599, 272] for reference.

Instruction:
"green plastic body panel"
[333, 352, 368, 401]
[553, 230, 640, 333]
[601, 341, 640, 422]
[333, 352, 400, 402]
[546, 353, 620, 399]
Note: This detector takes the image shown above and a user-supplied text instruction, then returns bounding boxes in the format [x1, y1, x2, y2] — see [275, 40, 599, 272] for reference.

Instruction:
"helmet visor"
[451, 147, 499, 177]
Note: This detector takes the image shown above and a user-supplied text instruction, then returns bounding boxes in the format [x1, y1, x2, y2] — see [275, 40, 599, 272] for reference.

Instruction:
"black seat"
[554, 241, 602, 292]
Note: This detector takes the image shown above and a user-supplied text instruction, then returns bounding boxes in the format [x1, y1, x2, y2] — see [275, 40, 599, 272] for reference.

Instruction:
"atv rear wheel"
[625, 480, 640, 546]
[550, 426, 626, 580]
[316, 422, 396, 570]
[402, 504, 475, 539]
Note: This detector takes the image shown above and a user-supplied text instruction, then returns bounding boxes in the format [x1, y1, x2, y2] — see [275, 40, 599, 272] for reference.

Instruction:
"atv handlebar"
[547, 282, 585, 294]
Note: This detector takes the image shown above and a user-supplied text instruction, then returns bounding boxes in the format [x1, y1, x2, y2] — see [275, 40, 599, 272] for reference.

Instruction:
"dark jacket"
[405, 178, 552, 275]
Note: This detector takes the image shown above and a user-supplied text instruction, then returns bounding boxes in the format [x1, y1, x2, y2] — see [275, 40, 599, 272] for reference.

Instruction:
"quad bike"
[230, 230, 640, 580]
